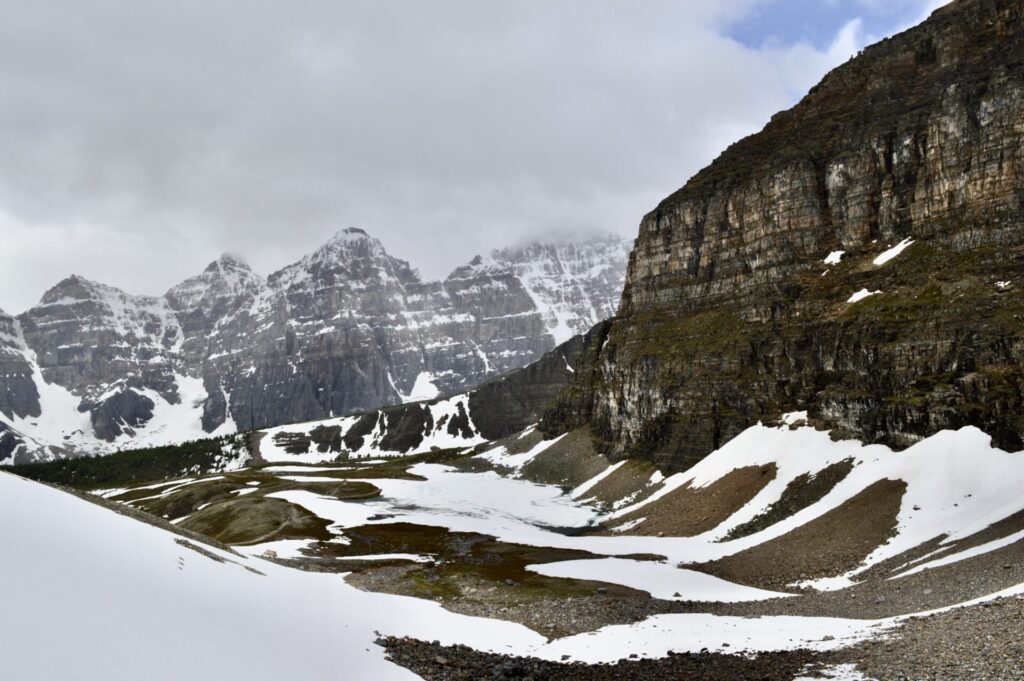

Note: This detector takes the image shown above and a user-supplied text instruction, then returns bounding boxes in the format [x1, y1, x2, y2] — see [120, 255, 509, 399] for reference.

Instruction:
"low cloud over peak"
[0, 0, 942, 312]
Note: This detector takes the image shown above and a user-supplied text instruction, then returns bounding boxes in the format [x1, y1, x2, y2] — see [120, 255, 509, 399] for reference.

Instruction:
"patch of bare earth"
[833, 594, 1024, 680]
[696, 478, 906, 590]
[379, 638, 820, 681]
[380, 596, 1024, 680]
[519, 427, 610, 489]
[582, 460, 661, 509]
[724, 458, 854, 540]
[605, 464, 777, 537]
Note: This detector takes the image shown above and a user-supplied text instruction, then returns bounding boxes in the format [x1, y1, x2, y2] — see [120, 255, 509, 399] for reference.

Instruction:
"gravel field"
[381, 593, 1024, 680]
[834, 594, 1024, 680]
[379, 638, 819, 680]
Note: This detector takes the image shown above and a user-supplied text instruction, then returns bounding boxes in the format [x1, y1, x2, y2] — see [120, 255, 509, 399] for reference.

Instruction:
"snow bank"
[0, 472, 545, 680]
[873, 238, 914, 266]
[847, 288, 881, 303]
[528, 558, 790, 602]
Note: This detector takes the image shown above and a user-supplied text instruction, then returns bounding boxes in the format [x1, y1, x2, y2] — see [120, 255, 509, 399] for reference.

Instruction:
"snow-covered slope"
[491, 236, 632, 344]
[528, 419, 1024, 594]
[1, 231, 629, 463]
[254, 404, 1024, 592]
[70, 419, 1024, 672]
[257, 394, 486, 464]
[0, 463, 902, 679]
[0, 471, 555, 680]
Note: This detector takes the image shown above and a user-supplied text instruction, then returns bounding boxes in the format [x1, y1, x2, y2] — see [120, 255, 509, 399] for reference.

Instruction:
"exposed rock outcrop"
[0, 309, 39, 421]
[250, 325, 606, 461]
[545, 0, 1024, 471]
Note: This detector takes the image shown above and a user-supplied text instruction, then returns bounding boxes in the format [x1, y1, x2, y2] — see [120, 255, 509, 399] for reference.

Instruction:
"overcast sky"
[0, 0, 947, 313]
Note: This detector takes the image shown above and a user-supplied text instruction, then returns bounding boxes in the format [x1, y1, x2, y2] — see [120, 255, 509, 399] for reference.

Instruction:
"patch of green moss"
[180, 496, 332, 545]
[624, 309, 750, 360]
[134, 479, 245, 520]
[307, 522, 640, 603]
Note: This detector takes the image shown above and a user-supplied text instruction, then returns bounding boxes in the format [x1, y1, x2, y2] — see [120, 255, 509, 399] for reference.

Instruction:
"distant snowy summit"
[0, 229, 630, 463]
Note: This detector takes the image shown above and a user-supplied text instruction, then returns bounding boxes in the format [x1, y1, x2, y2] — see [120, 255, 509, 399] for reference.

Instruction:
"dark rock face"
[0, 422, 22, 463]
[0, 310, 39, 421]
[1, 231, 629, 462]
[19, 276, 182, 403]
[88, 390, 156, 441]
[471, 320, 611, 441]
[545, 0, 1024, 471]
[200, 378, 228, 434]
[250, 328, 602, 459]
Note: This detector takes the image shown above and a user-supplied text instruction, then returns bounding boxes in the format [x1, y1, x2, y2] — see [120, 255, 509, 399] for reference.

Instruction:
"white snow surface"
[404, 371, 441, 402]
[823, 250, 845, 265]
[795, 663, 876, 680]
[873, 238, 914, 266]
[457, 421, 1024, 583]
[257, 420, 1024, 597]
[478, 431, 566, 473]
[571, 461, 625, 499]
[6, 413, 1024, 675]
[893, 528, 1024, 579]
[537, 614, 887, 662]
[847, 288, 881, 303]
[0, 472, 544, 681]
[0, 361, 241, 463]
[0, 469, 912, 678]
[529, 558, 790, 602]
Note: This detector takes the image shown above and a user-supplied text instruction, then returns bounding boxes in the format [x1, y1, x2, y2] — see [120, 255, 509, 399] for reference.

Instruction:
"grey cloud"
[0, 0, 891, 312]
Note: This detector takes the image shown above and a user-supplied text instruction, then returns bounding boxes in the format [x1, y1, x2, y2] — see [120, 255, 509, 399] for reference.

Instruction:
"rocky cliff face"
[545, 0, 1024, 472]
[251, 322, 606, 462]
[0, 230, 629, 463]
[490, 240, 632, 344]
[0, 310, 38, 424]
[18, 276, 185, 442]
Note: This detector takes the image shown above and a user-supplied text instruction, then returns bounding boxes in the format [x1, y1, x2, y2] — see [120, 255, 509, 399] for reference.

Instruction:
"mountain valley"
[4, 1, 1024, 680]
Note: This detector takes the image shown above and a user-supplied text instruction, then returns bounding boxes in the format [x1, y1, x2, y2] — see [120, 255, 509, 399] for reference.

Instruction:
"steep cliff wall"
[546, 0, 1024, 472]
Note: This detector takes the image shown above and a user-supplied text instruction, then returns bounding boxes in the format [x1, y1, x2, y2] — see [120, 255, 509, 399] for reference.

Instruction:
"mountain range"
[0, 231, 630, 463]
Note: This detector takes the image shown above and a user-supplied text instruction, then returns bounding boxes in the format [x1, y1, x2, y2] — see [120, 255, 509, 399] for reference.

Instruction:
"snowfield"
[0, 470, 896, 680]
[0, 472, 542, 681]
[4, 418, 1024, 678]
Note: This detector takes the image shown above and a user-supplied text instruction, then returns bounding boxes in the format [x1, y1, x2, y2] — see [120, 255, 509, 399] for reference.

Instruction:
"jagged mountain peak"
[40, 273, 95, 300]
[271, 227, 421, 292]
[38, 274, 160, 308]
[166, 253, 265, 315]
[298, 227, 387, 264]
[317, 226, 377, 253]
[205, 252, 252, 273]
[445, 254, 512, 281]
[3, 226, 631, 462]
